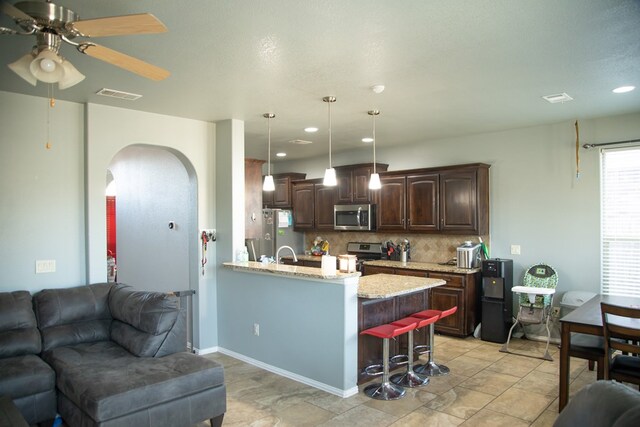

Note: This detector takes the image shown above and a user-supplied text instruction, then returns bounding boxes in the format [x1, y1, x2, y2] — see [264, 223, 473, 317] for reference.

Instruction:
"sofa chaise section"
[34, 283, 225, 427]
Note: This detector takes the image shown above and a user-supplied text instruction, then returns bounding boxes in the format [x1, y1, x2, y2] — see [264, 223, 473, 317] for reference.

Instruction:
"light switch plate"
[510, 245, 521, 255]
[36, 260, 56, 273]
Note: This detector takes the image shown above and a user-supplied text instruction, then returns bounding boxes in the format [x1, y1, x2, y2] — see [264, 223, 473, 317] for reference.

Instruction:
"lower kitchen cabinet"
[362, 263, 481, 337]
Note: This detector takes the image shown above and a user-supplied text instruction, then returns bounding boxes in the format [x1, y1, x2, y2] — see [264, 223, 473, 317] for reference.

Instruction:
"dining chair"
[600, 302, 640, 389]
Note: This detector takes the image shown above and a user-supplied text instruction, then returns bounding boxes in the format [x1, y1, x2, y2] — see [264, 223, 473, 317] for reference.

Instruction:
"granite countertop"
[223, 261, 360, 280]
[363, 259, 481, 274]
[359, 273, 446, 298]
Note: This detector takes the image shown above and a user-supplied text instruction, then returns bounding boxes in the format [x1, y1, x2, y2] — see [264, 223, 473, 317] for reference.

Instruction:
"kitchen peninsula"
[220, 261, 444, 396]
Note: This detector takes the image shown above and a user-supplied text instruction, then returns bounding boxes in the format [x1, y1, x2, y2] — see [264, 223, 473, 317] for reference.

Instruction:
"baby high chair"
[500, 263, 558, 361]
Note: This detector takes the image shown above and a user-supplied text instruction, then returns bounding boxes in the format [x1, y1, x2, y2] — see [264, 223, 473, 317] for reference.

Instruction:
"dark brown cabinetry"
[245, 159, 265, 238]
[362, 264, 481, 337]
[336, 163, 389, 204]
[291, 179, 336, 231]
[291, 182, 315, 230]
[376, 163, 489, 235]
[263, 173, 306, 208]
[314, 184, 336, 230]
[377, 176, 406, 230]
[291, 163, 387, 231]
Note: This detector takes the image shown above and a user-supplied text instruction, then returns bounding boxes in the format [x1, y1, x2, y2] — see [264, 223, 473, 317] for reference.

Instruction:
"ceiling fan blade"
[81, 43, 170, 81]
[71, 13, 167, 37]
[1, 1, 36, 24]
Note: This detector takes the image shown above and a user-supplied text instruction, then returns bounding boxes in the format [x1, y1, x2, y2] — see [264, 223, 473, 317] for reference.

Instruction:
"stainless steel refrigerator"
[259, 208, 304, 259]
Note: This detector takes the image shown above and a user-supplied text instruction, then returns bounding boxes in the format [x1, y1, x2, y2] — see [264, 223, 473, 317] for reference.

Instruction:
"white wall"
[0, 91, 85, 291]
[275, 112, 640, 295]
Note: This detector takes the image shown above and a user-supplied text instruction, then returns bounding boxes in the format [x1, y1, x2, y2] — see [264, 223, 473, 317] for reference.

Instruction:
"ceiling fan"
[1, 0, 170, 89]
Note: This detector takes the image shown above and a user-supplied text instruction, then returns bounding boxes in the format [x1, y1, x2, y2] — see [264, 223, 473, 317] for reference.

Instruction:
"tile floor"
[201, 335, 600, 426]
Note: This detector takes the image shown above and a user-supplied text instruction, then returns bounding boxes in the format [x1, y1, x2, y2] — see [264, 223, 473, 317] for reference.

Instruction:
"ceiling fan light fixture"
[58, 59, 85, 89]
[8, 52, 37, 86]
[29, 49, 64, 83]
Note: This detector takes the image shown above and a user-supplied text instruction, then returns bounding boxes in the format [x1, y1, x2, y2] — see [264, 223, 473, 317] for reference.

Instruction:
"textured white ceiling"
[1, 0, 639, 162]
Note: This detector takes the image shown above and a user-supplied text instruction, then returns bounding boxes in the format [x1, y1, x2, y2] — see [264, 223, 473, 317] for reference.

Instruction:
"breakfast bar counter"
[357, 273, 446, 383]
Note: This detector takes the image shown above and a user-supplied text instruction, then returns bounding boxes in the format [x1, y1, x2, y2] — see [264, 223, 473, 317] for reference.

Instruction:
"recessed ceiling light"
[542, 93, 573, 104]
[362, 137, 374, 143]
[304, 127, 318, 133]
[276, 152, 287, 157]
[612, 86, 635, 94]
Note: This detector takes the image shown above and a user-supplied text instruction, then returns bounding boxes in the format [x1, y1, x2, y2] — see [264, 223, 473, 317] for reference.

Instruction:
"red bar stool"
[360, 320, 418, 400]
[389, 313, 440, 387]
[412, 306, 458, 376]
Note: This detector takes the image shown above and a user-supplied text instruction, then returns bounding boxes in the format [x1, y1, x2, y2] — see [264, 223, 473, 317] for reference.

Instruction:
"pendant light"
[368, 110, 381, 190]
[262, 113, 276, 192]
[323, 96, 337, 186]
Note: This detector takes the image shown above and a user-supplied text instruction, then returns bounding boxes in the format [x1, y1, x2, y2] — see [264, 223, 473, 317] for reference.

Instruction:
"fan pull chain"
[46, 84, 55, 150]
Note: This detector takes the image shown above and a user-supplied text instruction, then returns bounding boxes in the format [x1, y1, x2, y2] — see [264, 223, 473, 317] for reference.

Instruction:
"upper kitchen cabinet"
[335, 163, 389, 204]
[440, 166, 488, 234]
[263, 172, 306, 208]
[292, 179, 336, 231]
[376, 163, 490, 235]
[376, 175, 406, 230]
[407, 173, 439, 231]
[291, 181, 315, 230]
[314, 183, 336, 230]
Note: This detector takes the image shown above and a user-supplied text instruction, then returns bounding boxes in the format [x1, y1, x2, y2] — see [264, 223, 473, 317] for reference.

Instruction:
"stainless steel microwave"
[334, 204, 376, 231]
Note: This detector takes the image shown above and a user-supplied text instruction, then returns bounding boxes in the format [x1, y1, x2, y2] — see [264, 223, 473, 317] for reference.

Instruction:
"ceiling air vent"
[289, 139, 313, 145]
[96, 88, 142, 101]
[542, 93, 573, 104]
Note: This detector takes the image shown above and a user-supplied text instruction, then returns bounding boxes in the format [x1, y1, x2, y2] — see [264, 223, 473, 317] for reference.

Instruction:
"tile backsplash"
[304, 232, 490, 263]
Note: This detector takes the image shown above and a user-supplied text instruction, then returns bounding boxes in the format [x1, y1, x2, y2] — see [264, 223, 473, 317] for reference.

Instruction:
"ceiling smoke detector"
[289, 139, 313, 145]
[542, 93, 573, 104]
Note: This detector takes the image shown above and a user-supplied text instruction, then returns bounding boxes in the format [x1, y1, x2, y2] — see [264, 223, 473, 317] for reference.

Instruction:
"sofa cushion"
[34, 283, 113, 352]
[109, 284, 181, 357]
[44, 341, 224, 423]
[0, 291, 41, 357]
[0, 354, 55, 398]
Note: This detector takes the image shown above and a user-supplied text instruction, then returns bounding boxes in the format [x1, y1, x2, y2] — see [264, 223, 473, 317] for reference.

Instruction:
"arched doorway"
[107, 144, 198, 294]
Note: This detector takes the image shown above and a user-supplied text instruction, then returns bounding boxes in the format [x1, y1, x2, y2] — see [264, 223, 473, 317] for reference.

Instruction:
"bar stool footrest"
[390, 354, 409, 366]
[363, 364, 384, 376]
[414, 344, 431, 356]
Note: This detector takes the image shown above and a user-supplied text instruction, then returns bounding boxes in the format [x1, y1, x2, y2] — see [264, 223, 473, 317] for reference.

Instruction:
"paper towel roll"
[321, 255, 337, 275]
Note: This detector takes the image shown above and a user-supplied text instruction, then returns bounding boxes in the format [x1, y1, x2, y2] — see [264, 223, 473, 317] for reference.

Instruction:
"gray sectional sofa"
[0, 283, 226, 427]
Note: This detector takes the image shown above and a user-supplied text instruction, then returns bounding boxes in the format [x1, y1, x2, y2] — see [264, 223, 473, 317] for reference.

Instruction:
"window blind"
[601, 146, 640, 297]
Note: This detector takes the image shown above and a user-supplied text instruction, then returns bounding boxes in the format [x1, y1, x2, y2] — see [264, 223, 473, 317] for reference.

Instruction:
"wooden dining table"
[559, 293, 640, 412]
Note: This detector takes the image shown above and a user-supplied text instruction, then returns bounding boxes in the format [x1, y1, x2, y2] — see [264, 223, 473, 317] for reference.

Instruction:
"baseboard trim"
[195, 346, 219, 355]
[217, 347, 358, 398]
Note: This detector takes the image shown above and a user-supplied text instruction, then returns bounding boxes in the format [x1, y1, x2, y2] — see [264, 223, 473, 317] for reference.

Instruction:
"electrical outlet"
[552, 307, 561, 317]
[510, 245, 521, 255]
[253, 323, 260, 336]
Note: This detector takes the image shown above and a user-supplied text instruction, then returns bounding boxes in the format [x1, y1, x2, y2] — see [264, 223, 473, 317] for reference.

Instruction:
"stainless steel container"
[456, 241, 482, 268]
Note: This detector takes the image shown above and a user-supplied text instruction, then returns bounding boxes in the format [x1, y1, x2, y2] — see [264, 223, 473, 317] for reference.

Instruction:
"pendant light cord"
[328, 100, 332, 168]
[372, 113, 376, 174]
[267, 115, 271, 176]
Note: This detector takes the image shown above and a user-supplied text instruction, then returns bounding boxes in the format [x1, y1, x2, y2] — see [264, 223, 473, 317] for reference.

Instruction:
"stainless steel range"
[346, 242, 383, 271]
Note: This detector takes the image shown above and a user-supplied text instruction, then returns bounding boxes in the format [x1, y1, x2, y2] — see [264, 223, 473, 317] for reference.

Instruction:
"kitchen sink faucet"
[276, 246, 298, 264]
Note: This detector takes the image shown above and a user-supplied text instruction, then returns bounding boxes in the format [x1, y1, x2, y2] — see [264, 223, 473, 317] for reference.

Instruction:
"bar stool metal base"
[414, 361, 450, 376]
[363, 381, 406, 400]
[390, 370, 429, 387]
